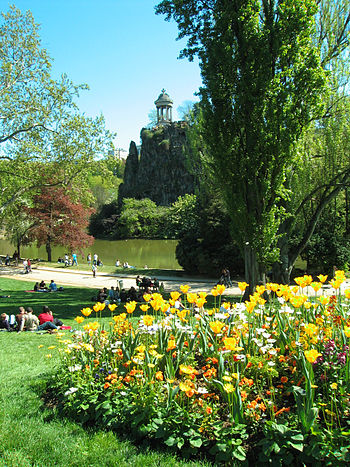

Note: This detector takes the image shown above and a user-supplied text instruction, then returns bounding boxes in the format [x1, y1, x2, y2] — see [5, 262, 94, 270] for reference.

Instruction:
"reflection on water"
[0, 238, 180, 269]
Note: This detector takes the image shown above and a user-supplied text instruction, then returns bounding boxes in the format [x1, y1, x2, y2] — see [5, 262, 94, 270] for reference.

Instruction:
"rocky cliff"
[118, 122, 197, 206]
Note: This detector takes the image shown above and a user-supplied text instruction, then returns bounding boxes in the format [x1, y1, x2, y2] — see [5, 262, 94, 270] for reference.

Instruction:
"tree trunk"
[243, 243, 265, 300]
[272, 226, 293, 284]
[46, 241, 52, 262]
[16, 239, 21, 260]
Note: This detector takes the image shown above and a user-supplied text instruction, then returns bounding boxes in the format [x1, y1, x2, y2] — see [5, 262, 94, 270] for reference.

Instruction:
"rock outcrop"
[118, 122, 197, 206]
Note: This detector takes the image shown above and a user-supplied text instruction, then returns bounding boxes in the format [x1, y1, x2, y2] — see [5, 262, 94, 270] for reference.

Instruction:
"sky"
[8, 0, 202, 153]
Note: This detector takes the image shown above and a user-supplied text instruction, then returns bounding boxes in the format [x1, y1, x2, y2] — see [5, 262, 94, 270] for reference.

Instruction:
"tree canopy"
[0, 6, 114, 217]
[156, 0, 329, 290]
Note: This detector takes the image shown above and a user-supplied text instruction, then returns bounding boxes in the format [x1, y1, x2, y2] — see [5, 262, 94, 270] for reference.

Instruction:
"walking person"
[92, 263, 97, 278]
[72, 252, 78, 266]
[87, 253, 91, 265]
[93, 253, 98, 266]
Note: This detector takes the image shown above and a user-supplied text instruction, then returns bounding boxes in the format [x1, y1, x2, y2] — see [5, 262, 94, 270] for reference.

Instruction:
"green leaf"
[190, 437, 202, 448]
[232, 445, 246, 461]
[164, 436, 176, 447]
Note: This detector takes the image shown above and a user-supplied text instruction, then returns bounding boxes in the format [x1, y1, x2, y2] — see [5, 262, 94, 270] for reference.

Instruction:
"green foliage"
[90, 194, 200, 240]
[89, 200, 119, 238]
[0, 6, 114, 219]
[117, 198, 167, 238]
[159, 139, 170, 150]
[257, 422, 304, 466]
[156, 0, 328, 288]
[176, 193, 244, 276]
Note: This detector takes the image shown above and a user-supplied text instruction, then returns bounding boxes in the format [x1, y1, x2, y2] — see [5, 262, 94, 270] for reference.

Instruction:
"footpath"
[1, 264, 349, 297]
[0, 264, 242, 295]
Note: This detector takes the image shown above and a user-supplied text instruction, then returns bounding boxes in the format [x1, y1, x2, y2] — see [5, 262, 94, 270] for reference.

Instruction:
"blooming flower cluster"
[49, 274, 350, 461]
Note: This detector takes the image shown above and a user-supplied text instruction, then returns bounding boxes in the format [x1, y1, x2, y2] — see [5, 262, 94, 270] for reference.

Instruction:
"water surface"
[0, 238, 180, 269]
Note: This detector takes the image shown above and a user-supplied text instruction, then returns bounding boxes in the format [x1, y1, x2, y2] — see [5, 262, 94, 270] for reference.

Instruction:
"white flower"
[67, 365, 82, 372]
[64, 387, 78, 396]
[267, 361, 275, 366]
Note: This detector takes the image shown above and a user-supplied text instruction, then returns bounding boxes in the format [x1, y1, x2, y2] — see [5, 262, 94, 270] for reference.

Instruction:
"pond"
[0, 238, 181, 270]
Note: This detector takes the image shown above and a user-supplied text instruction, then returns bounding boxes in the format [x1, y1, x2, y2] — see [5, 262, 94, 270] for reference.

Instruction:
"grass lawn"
[0, 278, 210, 467]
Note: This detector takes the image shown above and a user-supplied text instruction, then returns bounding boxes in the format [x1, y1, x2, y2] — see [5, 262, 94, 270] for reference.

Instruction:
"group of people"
[0, 305, 66, 333]
[94, 281, 156, 304]
[115, 259, 134, 269]
[33, 280, 63, 292]
[136, 276, 162, 293]
[1, 253, 30, 271]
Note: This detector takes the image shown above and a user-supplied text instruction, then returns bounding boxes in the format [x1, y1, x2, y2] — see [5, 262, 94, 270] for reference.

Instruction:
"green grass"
[0, 278, 210, 467]
[0, 277, 240, 325]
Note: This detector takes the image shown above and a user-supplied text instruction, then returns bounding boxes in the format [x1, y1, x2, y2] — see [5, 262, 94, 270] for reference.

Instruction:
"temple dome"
[154, 89, 173, 107]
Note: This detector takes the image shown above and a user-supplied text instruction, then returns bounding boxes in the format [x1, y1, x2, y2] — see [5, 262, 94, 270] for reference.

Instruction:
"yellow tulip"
[195, 297, 207, 308]
[108, 303, 117, 312]
[140, 304, 150, 312]
[170, 291, 181, 301]
[124, 301, 137, 314]
[81, 307, 92, 317]
[142, 315, 154, 326]
[209, 320, 225, 334]
[304, 349, 321, 363]
[311, 282, 322, 292]
[75, 316, 85, 323]
[317, 274, 328, 283]
[180, 285, 191, 294]
[216, 284, 226, 295]
[187, 292, 198, 303]
[223, 337, 237, 350]
[238, 282, 248, 292]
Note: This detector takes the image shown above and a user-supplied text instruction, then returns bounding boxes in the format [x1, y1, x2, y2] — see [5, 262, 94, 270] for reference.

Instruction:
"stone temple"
[154, 88, 173, 124]
[118, 89, 197, 206]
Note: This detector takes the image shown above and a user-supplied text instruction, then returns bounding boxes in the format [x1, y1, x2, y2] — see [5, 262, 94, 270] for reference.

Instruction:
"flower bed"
[48, 272, 350, 465]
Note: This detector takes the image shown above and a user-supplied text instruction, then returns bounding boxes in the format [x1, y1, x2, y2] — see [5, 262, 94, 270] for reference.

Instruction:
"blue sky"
[8, 0, 202, 152]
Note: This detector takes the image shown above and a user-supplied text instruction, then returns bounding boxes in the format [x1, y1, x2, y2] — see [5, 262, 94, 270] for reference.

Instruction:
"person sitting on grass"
[38, 306, 63, 328]
[16, 306, 26, 329]
[0, 313, 10, 331]
[18, 307, 58, 332]
[38, 280, 49, 292]
[49, 280, 58, 292]
[97, 288, 108, 303]
[18, 307, 39, 332]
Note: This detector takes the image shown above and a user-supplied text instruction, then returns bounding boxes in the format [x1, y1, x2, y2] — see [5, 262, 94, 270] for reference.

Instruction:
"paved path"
[1, 265, 349, 297]
[0, 265, 242, 295]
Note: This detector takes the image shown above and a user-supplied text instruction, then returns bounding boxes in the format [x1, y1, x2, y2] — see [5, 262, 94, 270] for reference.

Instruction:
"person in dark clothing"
[0, 313, 10, 331]
[120, 289, 128, 302]
[97, 288, 108, 303]
[127, 286, 138, 302]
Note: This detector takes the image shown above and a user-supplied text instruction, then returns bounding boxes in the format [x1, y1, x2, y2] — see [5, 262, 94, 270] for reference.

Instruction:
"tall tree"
[26, 186, 94, 262]
[156, 0, 327, 292]
[0, 6, 113, 214]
